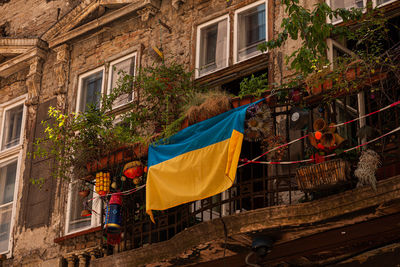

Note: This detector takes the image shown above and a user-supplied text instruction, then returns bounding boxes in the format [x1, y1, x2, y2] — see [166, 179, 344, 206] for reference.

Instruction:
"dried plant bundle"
[355, 149, 381, 190]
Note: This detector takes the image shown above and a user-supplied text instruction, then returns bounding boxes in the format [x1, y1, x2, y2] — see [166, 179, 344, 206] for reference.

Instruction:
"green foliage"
[31, 63, 203, 181]
[238, 72, 269, 98]
[104, 63, 202, 142]
[259, 0, 362, 77]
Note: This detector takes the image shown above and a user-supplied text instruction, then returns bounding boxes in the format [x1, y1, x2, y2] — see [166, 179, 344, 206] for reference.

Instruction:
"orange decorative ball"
[315, 131, 322, 140]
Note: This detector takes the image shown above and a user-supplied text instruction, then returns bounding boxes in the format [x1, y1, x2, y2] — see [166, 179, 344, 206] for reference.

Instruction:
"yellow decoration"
[95, 172, 111, 196]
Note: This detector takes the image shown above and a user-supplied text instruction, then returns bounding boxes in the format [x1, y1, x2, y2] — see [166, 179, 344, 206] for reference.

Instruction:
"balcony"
[61, 79, 400, 266]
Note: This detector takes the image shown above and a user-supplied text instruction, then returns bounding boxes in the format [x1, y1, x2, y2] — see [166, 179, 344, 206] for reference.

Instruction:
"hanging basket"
[295, 159, 350, 192]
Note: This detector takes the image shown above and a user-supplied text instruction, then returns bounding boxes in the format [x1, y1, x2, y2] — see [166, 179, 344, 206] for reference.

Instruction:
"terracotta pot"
[81, 209, 92, 217]
[78, 189, 90, 198]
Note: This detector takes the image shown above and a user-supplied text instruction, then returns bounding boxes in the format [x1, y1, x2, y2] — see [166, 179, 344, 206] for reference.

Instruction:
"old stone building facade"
[0, 0, 400, 266]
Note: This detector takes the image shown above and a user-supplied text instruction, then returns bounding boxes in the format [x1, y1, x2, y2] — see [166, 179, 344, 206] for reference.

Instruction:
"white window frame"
[76, 66, 106, 113]
[107, 52, 137, 109]
[0, 94, 26, 258]
[0, 155, 22, 258]
[195, 14, 230, 78]
[0, 96, 27, 153]
[233, 0, 268, 64]
[374, 0, 398, 8]
[65, 181, 102, 235]
[326, 0, 368, 25]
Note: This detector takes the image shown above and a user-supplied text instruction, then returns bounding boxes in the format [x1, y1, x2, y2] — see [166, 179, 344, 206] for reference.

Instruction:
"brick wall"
[0, 0, 74, 38]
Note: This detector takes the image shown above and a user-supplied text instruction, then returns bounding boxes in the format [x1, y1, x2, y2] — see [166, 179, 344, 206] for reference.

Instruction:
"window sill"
[0, 145, 23, 160]
[195, 53, 269, 88]
[54, 226, 102, 243]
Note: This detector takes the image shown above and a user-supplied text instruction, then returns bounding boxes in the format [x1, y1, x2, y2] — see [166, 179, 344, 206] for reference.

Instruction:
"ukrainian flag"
[146, 101, 261, 222]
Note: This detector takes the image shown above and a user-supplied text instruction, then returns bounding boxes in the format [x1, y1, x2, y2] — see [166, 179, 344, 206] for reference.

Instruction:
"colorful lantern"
[95, 172, 110, 196]
[105, 193, 122, 234]
[123, 161, 144, 179]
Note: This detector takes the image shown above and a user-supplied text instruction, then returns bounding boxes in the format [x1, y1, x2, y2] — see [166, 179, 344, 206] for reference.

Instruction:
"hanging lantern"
[95, 172, 111, 196]
[105, 193, 122, 234]
[123, 161, 144, 179]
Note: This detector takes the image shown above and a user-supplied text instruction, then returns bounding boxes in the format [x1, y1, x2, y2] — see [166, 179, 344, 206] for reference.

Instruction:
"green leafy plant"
[31, 63, 205, 181]
[259, 0, 362, 77]
[238, 72, 269, 99]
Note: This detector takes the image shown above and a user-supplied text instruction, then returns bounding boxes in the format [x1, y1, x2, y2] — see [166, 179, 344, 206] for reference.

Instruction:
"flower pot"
[81, 209, 92, 217]
[78, 189, 90, 198]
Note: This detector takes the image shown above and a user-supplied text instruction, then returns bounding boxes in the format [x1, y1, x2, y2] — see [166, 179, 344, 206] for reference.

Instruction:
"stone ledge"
[91, 175, 400, 267]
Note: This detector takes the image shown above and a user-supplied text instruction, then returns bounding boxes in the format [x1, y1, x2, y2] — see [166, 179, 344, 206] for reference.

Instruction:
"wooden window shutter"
[21, 98, 57, 229]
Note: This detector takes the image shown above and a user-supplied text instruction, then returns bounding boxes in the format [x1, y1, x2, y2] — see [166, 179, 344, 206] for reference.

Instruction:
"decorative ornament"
[133, 177, 142, 185]
[261, 135, 287, 161]
[111, 182, 117, 189]
[309, 119, 346, 151]
[318, 106, 324, 113]
[123, 161, 144, 179]
[315, 131, 322, 140]
[290, 107, 309, 130]
[244, 103, 273, 142]
[105, 193, 123, 245]
[355, 149, 380, 190]
[95, 172, 110, 196]
[81, 209, 92, 217]
[291, 90, 301, 102]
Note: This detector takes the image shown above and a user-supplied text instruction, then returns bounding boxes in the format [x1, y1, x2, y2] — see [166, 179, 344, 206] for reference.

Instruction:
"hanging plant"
[355, 149, 381, 190]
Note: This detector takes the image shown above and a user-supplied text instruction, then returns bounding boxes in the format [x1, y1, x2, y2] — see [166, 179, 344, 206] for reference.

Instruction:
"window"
[108, 53, 137, 109]
[76, 67, 105, 113]
[196, 15, 229, 77]
[327, 0, 366, 24]
[0, 95, 26, 257]
[375, 0, 397, 7]
[234, 0, 267, 63]
[1, 104, 24, 151]
[65, 181, 101, 234]
[0, 159, 18, 255]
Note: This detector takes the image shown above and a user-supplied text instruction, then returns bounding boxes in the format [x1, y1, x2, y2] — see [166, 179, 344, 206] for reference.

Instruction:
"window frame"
[374, 0, 398, 8]
[107, 52, 137, 109]
[0, 153, 23, 257]
[326, 0, 368, 25]
[76, 66, 106, 113]
[0, 96, 27, 153]
[233, 0, 268, 64]
[195, 14, 230, 78]
[65, 181, 102, 235]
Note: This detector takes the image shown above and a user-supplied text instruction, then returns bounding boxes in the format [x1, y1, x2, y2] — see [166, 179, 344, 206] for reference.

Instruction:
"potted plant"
[78, 181, 91, 198]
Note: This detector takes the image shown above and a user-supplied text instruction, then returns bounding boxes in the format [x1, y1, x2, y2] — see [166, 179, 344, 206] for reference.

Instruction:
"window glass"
[329, 0, 364, 23]
[2, 105, 23, 150]
[198, 18, 228, 76]
[67, 182, 93, 233]
[79, 71, 103, 112]
[0, 160, 17, 253]
[237, 3, 266, 62]
[376, 0, 392, 5]
[109, 55, 136, 108]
